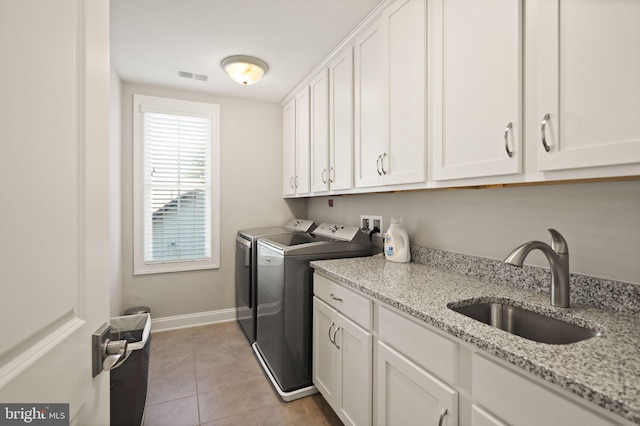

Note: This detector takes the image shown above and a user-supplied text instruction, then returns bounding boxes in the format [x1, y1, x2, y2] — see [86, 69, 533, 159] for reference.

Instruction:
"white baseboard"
[150, 308, 236, 332]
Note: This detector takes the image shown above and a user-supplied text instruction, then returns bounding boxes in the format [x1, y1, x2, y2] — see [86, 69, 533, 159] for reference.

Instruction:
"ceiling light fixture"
[221, 55, 269, 86]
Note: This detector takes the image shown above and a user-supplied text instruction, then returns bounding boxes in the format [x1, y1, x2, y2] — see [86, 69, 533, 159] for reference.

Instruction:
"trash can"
[124, 306, 151, 316]
[109, 312, 151, 426]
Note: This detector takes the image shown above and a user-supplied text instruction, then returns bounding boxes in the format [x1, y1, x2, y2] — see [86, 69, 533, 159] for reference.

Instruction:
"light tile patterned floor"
[143, 321, 342, 426]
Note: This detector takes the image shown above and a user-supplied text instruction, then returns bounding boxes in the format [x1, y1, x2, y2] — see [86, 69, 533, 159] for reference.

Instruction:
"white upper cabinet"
[386, 0, 427, 186]
[282, 87, 311, 196]
[329, 47, 355, 191]
[283, 0, 639, 198]
[310, 69, 330, 193]
[282, 98, 297, 196]
[432, 0, 522, 181]
[354, 17, 388, 187]
[355, 0, 426, 188]
[310, 47, 355, 194]
[295, 87, 311, 194]
[537, 0, 640, 171]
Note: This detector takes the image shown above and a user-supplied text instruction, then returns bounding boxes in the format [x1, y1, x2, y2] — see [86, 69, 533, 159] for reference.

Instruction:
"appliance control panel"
[283, 218, 316, 232]
[314, 223, 361, 241]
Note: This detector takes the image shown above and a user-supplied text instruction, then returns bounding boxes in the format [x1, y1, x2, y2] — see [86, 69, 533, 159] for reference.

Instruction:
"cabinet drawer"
[313, 274, 372, 330]
[473, 353, 621, 426]
[379, 306, 457, 384]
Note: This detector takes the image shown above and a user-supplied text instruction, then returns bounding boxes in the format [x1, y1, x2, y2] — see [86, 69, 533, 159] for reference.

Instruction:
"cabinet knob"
[541, 113, 551, 152]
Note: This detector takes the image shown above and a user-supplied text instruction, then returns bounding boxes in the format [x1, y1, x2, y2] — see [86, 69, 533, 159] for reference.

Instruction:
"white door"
[432, 0, 522, 181]
[377, 341, 458, 426]
[386, 0, 426, 186]
[329, 47, 354, 192]
[282, 98, 297, 196]
[335, 311, 372, 426]
[472, 405, 508, 426]
[312, 298, 339, 404]
[295, 86, 311, 194]
[537, 0, 640, 171]
[0, 1, 111, 425]
[310, 70, 330, 193]
[354, 17, 389, 188]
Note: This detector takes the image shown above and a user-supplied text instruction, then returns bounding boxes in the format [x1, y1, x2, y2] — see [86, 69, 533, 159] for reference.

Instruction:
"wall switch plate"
[360, 215, 383, 233]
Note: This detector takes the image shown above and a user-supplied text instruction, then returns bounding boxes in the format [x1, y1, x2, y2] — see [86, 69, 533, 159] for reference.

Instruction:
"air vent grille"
[177, 69, 208, 82]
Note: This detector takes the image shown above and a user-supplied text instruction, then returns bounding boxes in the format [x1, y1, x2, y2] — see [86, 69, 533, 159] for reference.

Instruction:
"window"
[133, 94, 220, 274]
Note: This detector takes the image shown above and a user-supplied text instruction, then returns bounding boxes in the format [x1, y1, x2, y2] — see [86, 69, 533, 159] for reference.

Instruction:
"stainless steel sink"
[449, 302, 599, 344]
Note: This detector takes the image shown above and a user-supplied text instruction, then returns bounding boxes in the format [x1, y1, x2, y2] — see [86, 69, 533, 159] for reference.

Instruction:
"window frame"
[133, 94, 220, 275]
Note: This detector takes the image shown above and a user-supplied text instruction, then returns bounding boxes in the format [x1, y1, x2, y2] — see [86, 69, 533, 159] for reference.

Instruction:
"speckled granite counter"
[311, 254, 640, 424]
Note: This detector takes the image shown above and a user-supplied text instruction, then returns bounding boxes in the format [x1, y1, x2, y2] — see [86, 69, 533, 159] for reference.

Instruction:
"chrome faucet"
[504, 229, 570, 308]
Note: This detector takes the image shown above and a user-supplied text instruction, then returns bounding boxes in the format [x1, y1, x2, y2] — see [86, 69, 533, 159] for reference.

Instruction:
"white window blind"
[144, 112, 211, 264]
[133, 94, 220, 275]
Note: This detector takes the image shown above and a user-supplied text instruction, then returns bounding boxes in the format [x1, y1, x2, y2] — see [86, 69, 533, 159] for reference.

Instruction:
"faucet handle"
[548, 229, 568, 255]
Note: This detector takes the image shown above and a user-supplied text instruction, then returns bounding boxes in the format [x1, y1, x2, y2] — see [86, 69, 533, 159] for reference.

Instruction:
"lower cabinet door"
[377, 341, 458, 426]
[472, 405, 508, 426]
[336, 311, 372, 426]
[473, 353, 622, 426]
[313, 297, 339, 403]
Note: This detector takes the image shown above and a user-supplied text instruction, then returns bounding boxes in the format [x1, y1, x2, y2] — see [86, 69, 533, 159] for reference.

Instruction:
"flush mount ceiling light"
[221, 55, 269, 85]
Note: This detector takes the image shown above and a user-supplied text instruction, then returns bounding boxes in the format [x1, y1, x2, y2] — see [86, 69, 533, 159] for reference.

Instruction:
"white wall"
[120, 82, 306, 318]
[307, 180, 640, 285]
[109, 65, 123, 317]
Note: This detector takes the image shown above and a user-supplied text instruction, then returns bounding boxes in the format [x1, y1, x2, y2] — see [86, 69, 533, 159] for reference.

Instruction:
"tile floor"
[143, 321, 343, 426]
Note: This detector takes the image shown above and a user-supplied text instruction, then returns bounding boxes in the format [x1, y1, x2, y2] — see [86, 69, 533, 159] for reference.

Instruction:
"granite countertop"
[311, 255, 640, 424]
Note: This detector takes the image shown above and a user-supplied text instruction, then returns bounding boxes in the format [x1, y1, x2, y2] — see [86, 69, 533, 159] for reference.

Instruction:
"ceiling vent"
[177, 69, 208, 82]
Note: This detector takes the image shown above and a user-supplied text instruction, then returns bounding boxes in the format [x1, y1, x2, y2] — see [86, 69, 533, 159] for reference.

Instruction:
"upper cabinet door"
[432, 0, 522, 181]
[329, 47, 354, 192]
[282, 98, 297, 196]
[385, 0, 427, 186]
[295, 86, 311, 194]
[311, 69, 330, 193]
[537, 0, 640, 171]
[354, 17, 389, 188]
[355, 0, 427, 189]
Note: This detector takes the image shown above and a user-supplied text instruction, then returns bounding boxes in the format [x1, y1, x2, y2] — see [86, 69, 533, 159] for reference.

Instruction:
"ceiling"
[110, 0, 382, 103]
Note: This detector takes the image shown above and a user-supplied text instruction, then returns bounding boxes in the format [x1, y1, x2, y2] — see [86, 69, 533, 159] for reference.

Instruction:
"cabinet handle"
[438, 408, 448, 426]
[333, 326, 341, 349]
[504, 122, 513, 158]
[380, 152, 387, 175]
[330, 293, 343, 302]
[376, 155, 382, 176]
[289, 176, 295, 189]
[329, 166, 334, 183]
[328, 321, 335, 344]
[541, 113, 551, 152]
[322, 169, 327, 184]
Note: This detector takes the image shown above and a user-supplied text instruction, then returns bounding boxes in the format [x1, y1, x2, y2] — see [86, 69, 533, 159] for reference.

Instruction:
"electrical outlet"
[360, 215, 383, 233]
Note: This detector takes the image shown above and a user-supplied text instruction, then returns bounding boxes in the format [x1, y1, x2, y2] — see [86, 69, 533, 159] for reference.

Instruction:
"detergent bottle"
[384, 217, 410, 263]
